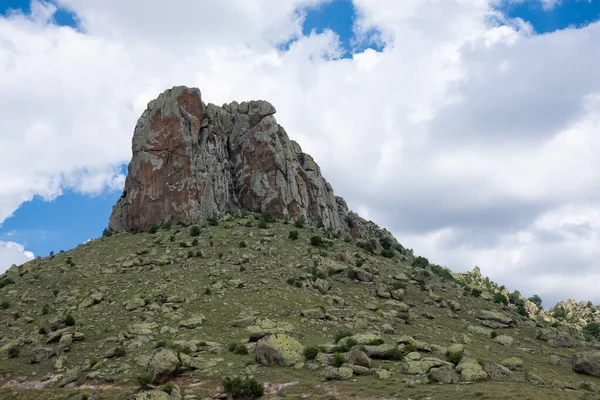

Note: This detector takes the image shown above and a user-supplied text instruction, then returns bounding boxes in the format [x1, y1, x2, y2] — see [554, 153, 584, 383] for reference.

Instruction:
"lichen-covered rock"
[346, 347, 372, 368]
[477, 310, 515, 329]
[323, 366, 353, 380]
[148, 348, 180, 384]
[109, 85, 398, 245]
[131, 390, 172, 400]
[502, 357, 524, 372]
[493, 335, 515, 347]
[406, 358, 452, 374]
[456, 358, 488, 382]
[483, 362, 512, 381]
[572, 351, 600, 377]
[255, 334, 304, 366]
[429, 365, 460, 384]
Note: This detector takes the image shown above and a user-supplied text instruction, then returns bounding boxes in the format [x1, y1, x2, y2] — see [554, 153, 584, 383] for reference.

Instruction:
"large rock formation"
[109, 86, 379, 239]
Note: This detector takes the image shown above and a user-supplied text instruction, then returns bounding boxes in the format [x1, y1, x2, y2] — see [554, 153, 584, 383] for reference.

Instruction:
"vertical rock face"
[109, 86, 352, 233]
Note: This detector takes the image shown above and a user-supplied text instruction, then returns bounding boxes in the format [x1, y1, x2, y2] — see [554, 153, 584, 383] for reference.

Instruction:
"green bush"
[41, 304, 50, 315]
[379, 237, 393, 250]
[381, 249, 395, 258]
[63, 314, 76, 326]
[366, 338, 385, 345]
[205, 288, 212, 295]
[490, 331, 498, 339]
[258, 220, 268, 229]
[528, 294, 543, 309]
[260, 212, 275, 223]
[346, 269, 357, 280]
[162, 382, 176, 394]
[583, 322, 600, 340]
[470, 288, 482, 298]
[136, 373, 152, 389]
[207, 218, 218, 226]
[447, 352, 463, 366]
[411, 256, 429, 269]
[429, 264, 455, 282]
[384, 347, 404, 361]
[303, 346, 319, 360]
[7, 346, 19, 359]
[493, 293, 508, 305]
[334, 330, 353, 343]
[228, 343, 249, 355]
[149, 225, 159, 234]
[113, 346, 126, 357]
[222, 377, 264, 399]
[239, 241, 247, 248]
[357, 239, 377, 254]
[0, 301, 9, 309]
[516, 304, 529, 317]
[552, 306, 566, 319]
[102, 228, 112, 238]
[38, 326, 46, 335]
[332, 352, 345, 367]
[355, 258, 364, 268]
[294, 217, 305, 229]
[288, 231, 299, 241]
[310, 236, 324, 247]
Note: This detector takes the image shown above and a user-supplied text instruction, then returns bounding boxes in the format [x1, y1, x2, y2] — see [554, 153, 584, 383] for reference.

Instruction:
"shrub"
[222, 377, 264, 399]
[310, 236, 324, 247]
[346, 269, 357, 280]
[357, 239, 376, 254]
[102, 228, 112, 238]
[583, 322, 600, 340]
[470, 288, 482, 298]
[334, 330, 353, 343]
[187, 251, 194, 258]
[490, 331, 498, 339]
[381, 249, 394, 258]
[355, 259, 364, 268]
[179, 242, 189, 248]
[162, 382, 176, 394]
[528, 294, 543, 309]
[191, 238, 199, 246]
[286, 278, 297, 286]
[239, 241, 247, 248]
[228, 343, 249, 355]
[218, 252, 224, 259]
[7, 346, 19, 359]
[288, 231, 299, 241]
[136, 373, 152, 389]
[553, 306, 566, 319]
[493, 293, 508, 305]
[508, 291, 522, 305]
[516, 304, 529, 317]
[207, 218, 218, 226]
[205, 288, 212, 295]
[366, 338, 384, 346]
[63, 315, 76, 326]
[41, 304, 50, 315]
[0, 301, 9, 309]
[379, 237, 392, 250]
[447, 352, 463, 366]
[258, 220, 268, 229]
[294, 217, 305, 229]
[260, 212, 275, 223]
[149, 225, 159, 234]
[38, 326, 46, 335]
[303, 346, 319, 360]
[332, 352, 345, 367]
[113, 346, 126, 357]
[411, 256, 429, 269]
[384, 347, 404, 361]
[430, 264, 455, 282]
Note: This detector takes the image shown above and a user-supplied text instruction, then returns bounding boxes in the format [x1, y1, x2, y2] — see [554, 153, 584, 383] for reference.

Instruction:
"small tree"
[583, 322, 600, 340]
[222, 377, 264, 399]
[411, 256, 429, 269]
[493, 293, 508, 305]
[189, 226, 201, 237]
[63, 314, 76, 326]
[528, 294, 543, 309]
[310, 236, 324, 247]
[288, 231, 299, 241]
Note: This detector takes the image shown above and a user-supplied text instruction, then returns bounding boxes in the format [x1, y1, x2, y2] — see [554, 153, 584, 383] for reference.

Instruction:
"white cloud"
[0, 241, 34, 274]
[1, 0, 600, 306]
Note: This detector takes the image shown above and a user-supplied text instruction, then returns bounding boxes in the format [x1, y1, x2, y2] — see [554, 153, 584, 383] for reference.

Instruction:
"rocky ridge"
[109, 86, 382, 245]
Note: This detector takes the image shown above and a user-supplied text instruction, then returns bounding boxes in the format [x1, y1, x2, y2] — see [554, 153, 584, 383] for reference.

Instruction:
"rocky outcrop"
[110, 86, 378, 238]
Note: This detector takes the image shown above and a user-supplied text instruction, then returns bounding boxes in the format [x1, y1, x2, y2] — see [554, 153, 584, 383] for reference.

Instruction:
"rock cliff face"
[109, 86, 372, 237]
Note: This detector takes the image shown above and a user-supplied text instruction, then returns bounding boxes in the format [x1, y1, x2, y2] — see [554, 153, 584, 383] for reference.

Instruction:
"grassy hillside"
[0, 212, 599, 399]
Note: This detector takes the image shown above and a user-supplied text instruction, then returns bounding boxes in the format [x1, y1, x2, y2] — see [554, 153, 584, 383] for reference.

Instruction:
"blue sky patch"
[0, 190, 121, 258]
[500, 0, 600, 34]
[1, 0, 78, 27]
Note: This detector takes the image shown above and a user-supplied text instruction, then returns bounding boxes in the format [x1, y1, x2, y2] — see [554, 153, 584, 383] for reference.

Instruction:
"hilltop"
[1, 87, 600, 400]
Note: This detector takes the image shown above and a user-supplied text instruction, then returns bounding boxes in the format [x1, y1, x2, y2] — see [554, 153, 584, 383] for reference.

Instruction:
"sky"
[1, 0, 600, 307]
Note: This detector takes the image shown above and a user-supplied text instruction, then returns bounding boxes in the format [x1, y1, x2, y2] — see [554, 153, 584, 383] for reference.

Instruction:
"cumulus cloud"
[1, 0, 600, 306]
[0, 241, 34, 274]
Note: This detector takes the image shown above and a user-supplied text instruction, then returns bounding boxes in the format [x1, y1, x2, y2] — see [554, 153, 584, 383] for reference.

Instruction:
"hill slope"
[1, 213, 599, 399]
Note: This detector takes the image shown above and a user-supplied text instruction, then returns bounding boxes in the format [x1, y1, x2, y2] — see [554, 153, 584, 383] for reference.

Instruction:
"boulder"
[406, 358, 452, 374]
[429, 365, 460, 384]
[502, 357, 524, 372]
[322, 366, 353, 380]
[255, 334, 304, 366]
[178, 316, 205, 329]
[476, 310, 515, 329]
[493, 335, 515, 347]
[483, 362, 512, 381]
[572, 351, 600, 377]
[456, 358, 488, 382]
[148, 348, 180, 384]
[346, 347, 372, 368]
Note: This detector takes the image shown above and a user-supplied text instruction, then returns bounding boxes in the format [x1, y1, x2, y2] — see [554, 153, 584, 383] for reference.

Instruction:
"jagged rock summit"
[109, 86, 360, 234]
